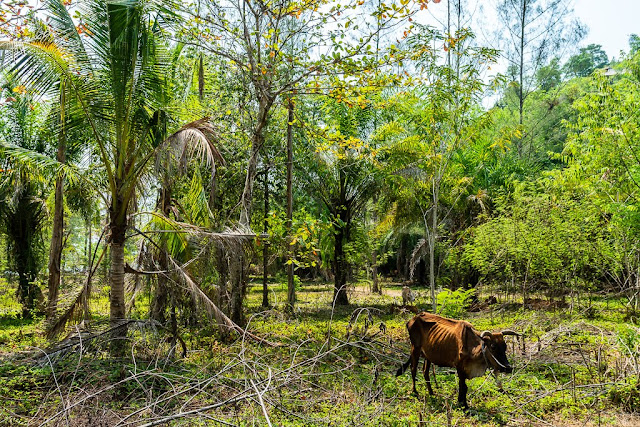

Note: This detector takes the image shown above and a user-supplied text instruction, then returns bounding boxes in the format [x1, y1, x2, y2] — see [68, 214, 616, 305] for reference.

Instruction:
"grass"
[0, 277, 639, 426]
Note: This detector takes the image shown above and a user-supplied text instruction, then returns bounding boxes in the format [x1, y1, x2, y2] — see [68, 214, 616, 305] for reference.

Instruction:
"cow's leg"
[423, 359, 434, 395]
[457, 368, 469, 408]
[396, 357, 411, 377]
[432, 363, 438, 388]
[410, 346, 420, 395]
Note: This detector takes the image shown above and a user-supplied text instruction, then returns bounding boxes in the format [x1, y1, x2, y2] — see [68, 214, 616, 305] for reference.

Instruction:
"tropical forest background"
[0, 0, 639, 425]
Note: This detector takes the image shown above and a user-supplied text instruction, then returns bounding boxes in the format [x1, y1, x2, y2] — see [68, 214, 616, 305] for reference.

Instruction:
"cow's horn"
[480, 330, 492, 338]
[501, 330, 520, 337]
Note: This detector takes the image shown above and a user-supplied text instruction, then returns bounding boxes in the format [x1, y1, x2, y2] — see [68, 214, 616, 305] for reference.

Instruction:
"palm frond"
[46, 229, 108, 338]
[409, 238, 428, 281]
[0, 142, 108, 205]
[156, 117, 225, 173]
[166, 255, 277, 346]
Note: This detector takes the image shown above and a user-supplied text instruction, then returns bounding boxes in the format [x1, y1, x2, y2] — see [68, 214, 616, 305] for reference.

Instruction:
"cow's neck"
[465, 344, 489, 379]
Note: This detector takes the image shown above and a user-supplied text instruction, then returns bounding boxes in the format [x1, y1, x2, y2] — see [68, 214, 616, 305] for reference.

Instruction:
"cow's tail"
[396, 357, 411, 377]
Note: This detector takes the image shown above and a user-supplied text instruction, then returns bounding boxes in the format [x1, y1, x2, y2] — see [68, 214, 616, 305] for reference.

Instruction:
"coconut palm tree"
[0, 0, 216, 333]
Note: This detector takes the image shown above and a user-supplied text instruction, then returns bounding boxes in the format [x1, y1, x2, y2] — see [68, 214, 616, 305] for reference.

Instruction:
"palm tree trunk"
[109, 240, 126, 323]
[17, 272, 37, 319]
[371, 248, 380, 294]
[151, 187, 171, 323]
[46, 153, 65, 322]
[13, 185, 43, 318]
[333, 223, 350, 306]
[47, 86, 67, 322]
[229, 254, 245, 325]
[216, 246, 229, 309]
[151, 251, 169, 324]
[109, 197, 128, 357]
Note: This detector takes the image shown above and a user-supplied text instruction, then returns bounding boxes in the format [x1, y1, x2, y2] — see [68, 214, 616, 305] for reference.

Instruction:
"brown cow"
[396, 312, 519, 408]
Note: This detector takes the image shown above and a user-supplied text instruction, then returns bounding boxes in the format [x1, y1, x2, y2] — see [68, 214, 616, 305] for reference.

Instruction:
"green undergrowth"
[0, 278, 638, 425]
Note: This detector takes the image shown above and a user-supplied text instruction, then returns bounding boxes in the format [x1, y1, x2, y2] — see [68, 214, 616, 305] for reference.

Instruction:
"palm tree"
[0, 84, 48, 318]
[1, 0, 195, 331]
[299, 101, 378, 305]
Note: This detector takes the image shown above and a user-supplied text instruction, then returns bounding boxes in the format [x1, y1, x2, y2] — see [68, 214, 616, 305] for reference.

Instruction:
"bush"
[462, 187, 614, 296]
[437, 288, 474, 318]
[609, 378, 640, 413]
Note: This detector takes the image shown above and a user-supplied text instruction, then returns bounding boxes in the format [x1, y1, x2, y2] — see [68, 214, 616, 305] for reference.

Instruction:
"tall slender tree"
[299, 100, 378, 305]
[494, 0, 584, 156]
[45, 82, 67, 322]
[382, 26, 498, 311]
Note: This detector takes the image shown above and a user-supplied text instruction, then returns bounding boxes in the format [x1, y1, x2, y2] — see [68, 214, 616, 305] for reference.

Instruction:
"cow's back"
[408, 313, 472, 368]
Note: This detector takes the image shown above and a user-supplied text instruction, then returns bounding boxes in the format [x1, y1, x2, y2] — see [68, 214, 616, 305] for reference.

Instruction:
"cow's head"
[480, 330, 519, 373]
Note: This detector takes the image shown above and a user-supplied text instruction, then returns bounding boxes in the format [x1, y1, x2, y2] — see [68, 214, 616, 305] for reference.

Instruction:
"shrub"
[437, 288, 474, 318]
[609, 377, 640, 413]
[462, 188, 614, 296]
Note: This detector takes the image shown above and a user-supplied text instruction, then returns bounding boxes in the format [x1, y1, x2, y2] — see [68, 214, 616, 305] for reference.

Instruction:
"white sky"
[574, 0, 639, 60]
[418, 0, 639, 61]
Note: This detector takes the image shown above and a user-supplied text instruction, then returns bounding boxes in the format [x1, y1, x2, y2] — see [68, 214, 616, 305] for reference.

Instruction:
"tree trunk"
[109, 204, 128, 354]
[447, 0, 451, 70]
[46, 89, 67, 322]
[17, 272, 38, 319]
[371, 248, 380, 294]
[262, 169, 270, 308]
[397, 237, 409, 280]
[109, 240, 126, 323]
[46, 174, 64, 321]
[518, 0, 526, 156]
[333, 196, 351, 305]
[239, 97, 273, 227]
[109, 238, 127, 355]
[230, 254, 246, 325]
[237, 96, 273, 324]
[240, 132, 261, 227]
[151, 187, 171, 323]
[430, 186, 439, 313]
[14, 204, 41, 318]
[216, 246, 229, 309]
[46, 154, 65, 322]
[151, 251, 169, 324]
[333, 222, 350, 305]
[286, 99, 295, 310]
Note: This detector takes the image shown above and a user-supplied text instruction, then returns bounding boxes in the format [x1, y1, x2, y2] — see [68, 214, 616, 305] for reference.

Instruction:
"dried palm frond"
[409, 238, 429, 281]
[126, 223, 276, 346]
[38, 319, 186, 367]
[166, 255, 278, 347]
[155, 117, 225, 176]
[46, 228, 108, 339]
[467, 189, 490, 213]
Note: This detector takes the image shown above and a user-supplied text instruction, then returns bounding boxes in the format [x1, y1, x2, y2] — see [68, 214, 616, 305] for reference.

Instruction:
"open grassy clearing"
[0, 278, 639, 426]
